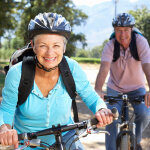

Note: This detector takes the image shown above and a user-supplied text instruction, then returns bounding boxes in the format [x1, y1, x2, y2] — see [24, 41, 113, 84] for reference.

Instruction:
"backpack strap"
[129, 31, 140, 61]
[17, 56, 35, 106]
[113, 40, 120, 62]
[59, 56, 79, 122]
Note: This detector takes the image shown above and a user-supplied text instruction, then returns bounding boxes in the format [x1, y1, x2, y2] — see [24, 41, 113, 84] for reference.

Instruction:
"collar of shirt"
[31, 76, 61, 99]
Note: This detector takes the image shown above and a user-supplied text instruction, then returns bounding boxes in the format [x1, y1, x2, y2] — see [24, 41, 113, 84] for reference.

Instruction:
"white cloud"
[72, 0, 111, 7]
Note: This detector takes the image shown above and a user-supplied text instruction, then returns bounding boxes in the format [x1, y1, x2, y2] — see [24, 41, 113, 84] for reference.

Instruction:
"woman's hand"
[95, 108, 113, 128]
[0, 124, 18, 149]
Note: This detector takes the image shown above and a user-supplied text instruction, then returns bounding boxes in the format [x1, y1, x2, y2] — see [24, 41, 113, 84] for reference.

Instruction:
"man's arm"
[95, 61, 111, 98]
[142, 63, 150, 107]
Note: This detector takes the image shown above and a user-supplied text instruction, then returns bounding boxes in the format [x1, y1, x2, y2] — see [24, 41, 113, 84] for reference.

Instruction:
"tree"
[76, 49, 89, 57]
[90, 39, 109, 58]
[15, 0, 88, 56]
[0, 0, 17, 47]
[11, 37, 24, 50]
[90, 46, 101, 58]
[129, 7, 150, 44]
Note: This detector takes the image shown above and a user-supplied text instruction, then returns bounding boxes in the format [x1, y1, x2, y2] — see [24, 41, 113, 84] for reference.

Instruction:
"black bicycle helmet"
[28, 12, 71, 39]
[112, 13, 135, 27]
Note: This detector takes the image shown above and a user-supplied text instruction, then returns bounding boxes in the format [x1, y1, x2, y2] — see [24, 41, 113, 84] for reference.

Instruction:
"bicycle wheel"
[120, 134, 131, 150]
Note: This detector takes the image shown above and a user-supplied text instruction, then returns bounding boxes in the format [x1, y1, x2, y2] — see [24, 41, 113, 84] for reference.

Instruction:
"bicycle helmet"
[112, 13, 135, 27]
[28, 12, 71, 39]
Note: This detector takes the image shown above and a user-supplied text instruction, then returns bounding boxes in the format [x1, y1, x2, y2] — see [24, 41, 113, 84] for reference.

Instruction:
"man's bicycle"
[104, 94, 145, 150]
[0, 108, 118, 150]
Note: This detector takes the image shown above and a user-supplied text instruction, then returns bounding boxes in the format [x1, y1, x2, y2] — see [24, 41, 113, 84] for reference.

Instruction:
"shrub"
[71, 57, 100, 64]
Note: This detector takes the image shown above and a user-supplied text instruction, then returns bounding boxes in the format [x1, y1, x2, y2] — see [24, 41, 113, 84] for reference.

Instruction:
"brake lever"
[87, 127, 110, 135]
[86, 119, 110, 135]
[15, 139, 41, 150]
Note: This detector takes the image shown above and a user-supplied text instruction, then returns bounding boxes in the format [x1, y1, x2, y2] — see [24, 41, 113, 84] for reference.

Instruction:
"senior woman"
[0, 12, 113, 150]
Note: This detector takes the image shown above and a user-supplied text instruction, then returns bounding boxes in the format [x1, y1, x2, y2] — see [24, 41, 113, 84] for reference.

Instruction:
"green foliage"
[0, 48, 15, 60]
[0, 1, 17, 37]
[0, 61, 8, 96]
[71, 57, 100, 64]
[129, 7, 150, 44]
[90, 39, 109, 58]
[90, 46, 101, 58]
[65, 33, 87, 57]
[76, 49, 89, 57]
[11, 37, 24, 50]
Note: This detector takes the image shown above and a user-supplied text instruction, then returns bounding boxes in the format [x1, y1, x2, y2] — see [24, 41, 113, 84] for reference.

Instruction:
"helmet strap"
[35, 56, 58, 72]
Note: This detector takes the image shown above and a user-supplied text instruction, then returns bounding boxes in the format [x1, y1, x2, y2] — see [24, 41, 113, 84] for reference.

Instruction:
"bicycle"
[0, 108, 118, 150]
[104, 94, 145, 150]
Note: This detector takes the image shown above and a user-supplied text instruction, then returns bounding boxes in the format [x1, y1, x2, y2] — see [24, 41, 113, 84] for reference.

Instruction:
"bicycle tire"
[120, 134, 131, 150]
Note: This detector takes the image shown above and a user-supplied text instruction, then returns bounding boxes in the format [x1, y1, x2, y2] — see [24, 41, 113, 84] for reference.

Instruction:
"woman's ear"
[31, 40, 36, 54]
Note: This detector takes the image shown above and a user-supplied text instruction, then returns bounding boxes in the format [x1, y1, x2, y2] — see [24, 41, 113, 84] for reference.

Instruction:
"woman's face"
[32, 34, 66, 69]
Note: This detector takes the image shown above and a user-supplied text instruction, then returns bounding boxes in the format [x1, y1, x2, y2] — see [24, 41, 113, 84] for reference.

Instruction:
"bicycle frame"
[105, 94, 144, 150]
[116, 94, 136, 150]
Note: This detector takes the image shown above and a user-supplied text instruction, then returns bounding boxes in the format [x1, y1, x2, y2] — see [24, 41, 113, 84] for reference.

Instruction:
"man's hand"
[145, 91, 150, 108]
[95, 108, 113, 128]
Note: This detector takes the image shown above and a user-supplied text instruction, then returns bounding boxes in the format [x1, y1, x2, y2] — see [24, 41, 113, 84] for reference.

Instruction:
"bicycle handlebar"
[18, 118, 98, 141]
[104, 95, 145, 102]
[18, 107, 118, 141]
[0, 108, 118, 150]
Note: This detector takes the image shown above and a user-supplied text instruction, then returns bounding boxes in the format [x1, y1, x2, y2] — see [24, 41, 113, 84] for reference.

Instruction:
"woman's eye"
[54, 45, 60, 47]
[40, 45, 46, 47]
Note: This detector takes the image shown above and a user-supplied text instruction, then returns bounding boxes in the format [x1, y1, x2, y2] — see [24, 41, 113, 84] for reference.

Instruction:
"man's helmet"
[28, 12, 71, 39]
[112, 13, 135, 27]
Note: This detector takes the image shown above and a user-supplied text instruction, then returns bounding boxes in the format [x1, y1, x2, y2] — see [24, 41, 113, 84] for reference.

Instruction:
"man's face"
[115, 27, 132, 49]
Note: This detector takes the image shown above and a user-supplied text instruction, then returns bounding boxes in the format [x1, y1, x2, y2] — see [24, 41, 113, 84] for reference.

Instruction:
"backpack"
[109, 28, 143, 62]
[4, 43, 79, 122]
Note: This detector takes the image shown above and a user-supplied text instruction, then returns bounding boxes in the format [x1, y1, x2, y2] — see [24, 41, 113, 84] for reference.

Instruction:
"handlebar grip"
[18, 133, 27, 141]
[90, 118, 99, 126]
[111, 107, 119, 120]
[90, 107, 119, 126]
[104, 95, 107, 100]
[18, 133, 37, 141]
